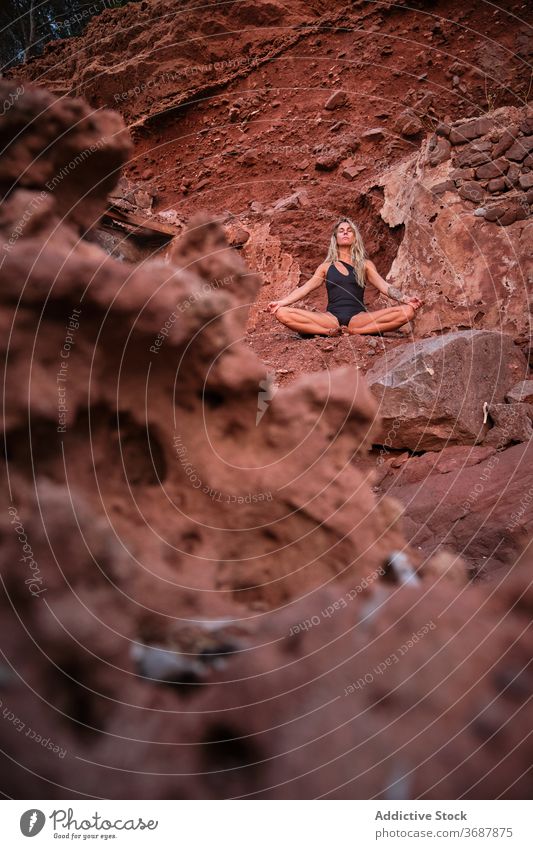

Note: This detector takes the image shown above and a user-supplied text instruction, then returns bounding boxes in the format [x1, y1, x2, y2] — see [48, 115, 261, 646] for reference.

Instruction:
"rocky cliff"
[1, 0, 532, 799]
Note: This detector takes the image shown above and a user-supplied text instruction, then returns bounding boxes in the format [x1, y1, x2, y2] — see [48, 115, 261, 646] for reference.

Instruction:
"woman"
[267, 217, 423, 335]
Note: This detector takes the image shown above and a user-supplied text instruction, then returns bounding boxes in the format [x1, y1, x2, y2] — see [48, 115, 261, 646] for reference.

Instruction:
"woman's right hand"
[267, 300, 284, 314]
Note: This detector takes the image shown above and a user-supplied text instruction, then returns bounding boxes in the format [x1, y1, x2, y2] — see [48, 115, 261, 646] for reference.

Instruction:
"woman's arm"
[364, 259, 422, 307]
[267, 262, 327, 312]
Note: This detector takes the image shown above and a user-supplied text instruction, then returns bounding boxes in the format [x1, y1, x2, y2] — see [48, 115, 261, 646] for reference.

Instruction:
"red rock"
[475, 157, 509, 180]
[506, 162, 522, 184]
[519, 114, 533, 135]
[394, 109, 423, 137]
[519, 172, 533, 190]
[272, 191, 302, 211]
[362, 127, 385, 141]
[324, 90, 348, 110]
[491, 126, 519, 157]
[239, 150, 259, 166]
[449, 116, 494, 144]
[432, 180, 455, 194]
[225, 225, 250, 247]
[365, 329, 527, 451]
[0, 80, 132, 232]
[486, 177, 507, 193]
[454, 145, 491, 168]
[315, 149, 343, 170]
[483, 403, 533, 447]
[506, 380, 533, 403]
[377, 108, 532, 340]
[435, 122, 451, 137]
[383, 444, 497, 486]
[506, 135, 533, 162]
[484, 197, 528, 225]
[427, 136, 451, 166]
[341, 163, 366, 180]
[458, 180, 485, 202]
[450, 166, 475, 182]
[388, 440, 533, 571]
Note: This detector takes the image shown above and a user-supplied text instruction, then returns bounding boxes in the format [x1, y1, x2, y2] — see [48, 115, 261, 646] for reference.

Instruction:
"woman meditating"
[267, 217, 423, 335]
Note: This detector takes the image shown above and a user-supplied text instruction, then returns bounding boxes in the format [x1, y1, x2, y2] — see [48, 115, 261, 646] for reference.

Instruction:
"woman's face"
[336, 222, 354, 248]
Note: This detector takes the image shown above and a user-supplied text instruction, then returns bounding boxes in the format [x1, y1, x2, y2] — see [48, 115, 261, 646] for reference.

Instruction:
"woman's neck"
[337, 250, 352, 262]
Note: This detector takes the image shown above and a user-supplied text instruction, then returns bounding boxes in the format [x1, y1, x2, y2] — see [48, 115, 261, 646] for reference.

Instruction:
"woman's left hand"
[407, 296, 423, 310]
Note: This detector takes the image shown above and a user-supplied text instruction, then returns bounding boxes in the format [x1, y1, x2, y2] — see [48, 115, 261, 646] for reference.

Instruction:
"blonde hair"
[325, 217, 367, 287]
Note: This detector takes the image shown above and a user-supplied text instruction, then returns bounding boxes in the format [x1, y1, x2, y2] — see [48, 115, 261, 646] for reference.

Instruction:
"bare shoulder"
[317, 260, 329, 277]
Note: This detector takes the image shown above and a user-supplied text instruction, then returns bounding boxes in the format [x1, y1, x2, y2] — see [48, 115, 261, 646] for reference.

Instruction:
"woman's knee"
[402, 304, 415, 321]
[275, 306, 290, 324]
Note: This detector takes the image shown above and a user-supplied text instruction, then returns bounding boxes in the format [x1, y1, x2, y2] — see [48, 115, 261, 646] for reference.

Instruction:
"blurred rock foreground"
[1, 0, 532, 799]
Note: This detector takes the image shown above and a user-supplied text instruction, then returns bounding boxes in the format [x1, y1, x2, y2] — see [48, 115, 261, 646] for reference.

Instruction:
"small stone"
[133, 189, 152, 209]
[435, 122, 451, 138]
[239, 150, 259, 166]
[432, 180, 455, 195]
[458, 181, 485, 203]
[505, 380, 533, 404]
[450, 167, 475, 183]
[315, 150, 342, 171]
[454, 146, 491, 168]
[159, 208, 180, 224]
[483, 403, 533, 447]
[519, 172, 533, 190]
[486, 177, 506, 193]
[506, 163, 521, 185]
[362, 127, 386, 141]
[325, 90, 348, 110]
[484, 198, 528, 226]
[131, 644, 206, 685]
[492, 126, 519, 158]
[341, 163, 366, 180]
[519, 114, 533, 135]
[475, 158, 509, 180]
[394, 109, 423, 137]
[428, 136, 451, 166]
[507, 135, 533, 162]
[227, 227, 250, 248]
[449, 116, 493, 145]
[272, 192, 301, 211]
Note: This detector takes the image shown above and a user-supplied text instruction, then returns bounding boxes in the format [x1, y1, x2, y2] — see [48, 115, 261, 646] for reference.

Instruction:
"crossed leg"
[346, 304, 415, 335]
[275, 306, 341, 336]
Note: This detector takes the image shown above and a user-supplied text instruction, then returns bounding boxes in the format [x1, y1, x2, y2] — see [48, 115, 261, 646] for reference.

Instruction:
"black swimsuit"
[326, 260, 367, 325]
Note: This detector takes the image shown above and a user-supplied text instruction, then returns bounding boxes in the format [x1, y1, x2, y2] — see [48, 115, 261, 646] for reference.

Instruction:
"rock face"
[380, 440, 533, 574]
[378, 104, 533, 340]
[365, 329, 528, 451]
